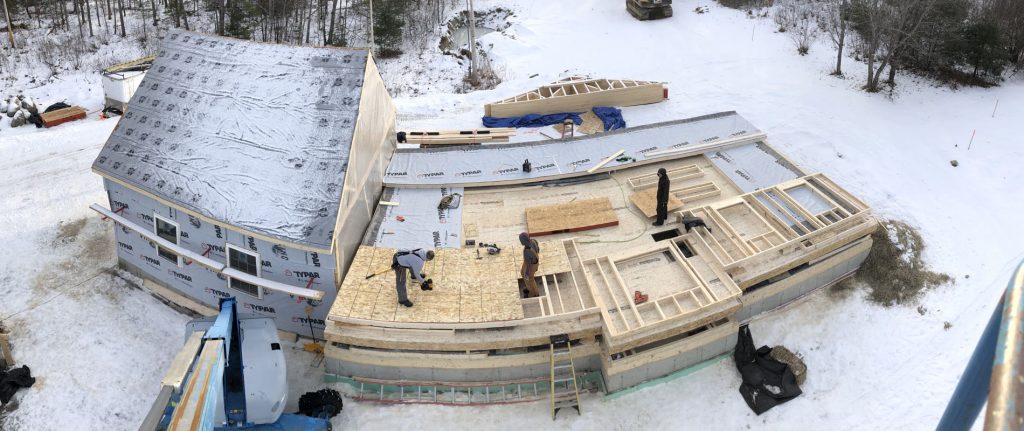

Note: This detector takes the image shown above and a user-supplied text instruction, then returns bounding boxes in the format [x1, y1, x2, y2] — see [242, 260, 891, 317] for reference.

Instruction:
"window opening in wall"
[227, 244, 262, 298]
[154, 214, 181, 266]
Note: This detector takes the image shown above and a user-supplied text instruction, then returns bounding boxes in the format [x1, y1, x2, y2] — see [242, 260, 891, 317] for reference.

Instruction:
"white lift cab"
[140, 297, 338, 431]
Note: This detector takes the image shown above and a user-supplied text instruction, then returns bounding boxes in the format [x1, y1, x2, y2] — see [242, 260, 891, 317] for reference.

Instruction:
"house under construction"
[89, 30, 877, 412]
[321, 111, 878, 403]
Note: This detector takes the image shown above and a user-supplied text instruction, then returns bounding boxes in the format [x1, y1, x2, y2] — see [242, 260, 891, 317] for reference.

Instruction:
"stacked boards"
[330, 246, 525, 324]
[399, 128, 515, 147]
[41, 106, 87, 128]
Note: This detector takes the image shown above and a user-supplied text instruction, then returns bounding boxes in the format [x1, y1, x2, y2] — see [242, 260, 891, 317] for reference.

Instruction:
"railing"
[938, 258, 1024, 430]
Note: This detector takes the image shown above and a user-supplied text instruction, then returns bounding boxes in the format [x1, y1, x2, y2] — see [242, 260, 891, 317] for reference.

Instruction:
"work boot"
[653, 221, 664, 226]
[399, 299, 413, 307]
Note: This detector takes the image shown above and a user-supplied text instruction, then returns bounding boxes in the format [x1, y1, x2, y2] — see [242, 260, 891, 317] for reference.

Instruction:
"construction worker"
[654, 167, 670, 226]
[519, 232, 541, 298]
[391, 248, 435, 307]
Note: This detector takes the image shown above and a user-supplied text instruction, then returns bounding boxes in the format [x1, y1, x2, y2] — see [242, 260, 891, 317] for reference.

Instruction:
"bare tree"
[819, 0, 849, 75]
[775, 1, 816, 55]
[852, 0, 937, 92]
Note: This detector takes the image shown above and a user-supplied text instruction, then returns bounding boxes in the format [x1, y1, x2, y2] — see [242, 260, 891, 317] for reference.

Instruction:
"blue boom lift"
[140, 297, 337, 431]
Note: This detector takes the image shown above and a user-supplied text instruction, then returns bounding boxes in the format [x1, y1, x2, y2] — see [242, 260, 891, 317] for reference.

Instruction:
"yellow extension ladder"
[549, 334, 581, 419]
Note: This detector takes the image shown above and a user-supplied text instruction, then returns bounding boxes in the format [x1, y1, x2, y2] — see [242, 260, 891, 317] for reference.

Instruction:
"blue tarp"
[592, 106, 626, 131]
[482, 107, 626, 131]
[482, 112, 582, 128]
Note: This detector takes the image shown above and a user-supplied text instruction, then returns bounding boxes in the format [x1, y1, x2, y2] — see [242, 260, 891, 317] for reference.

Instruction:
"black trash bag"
[44, 102, 70, 113]
[734, 325, 802, 415]
[298, 388, 343, 419]
[0, 365, 36, 404]
[27, 112, 44, 128]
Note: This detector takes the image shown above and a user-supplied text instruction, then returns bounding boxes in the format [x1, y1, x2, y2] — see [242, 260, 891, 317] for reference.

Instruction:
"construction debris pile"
[1, 95, 87, 129]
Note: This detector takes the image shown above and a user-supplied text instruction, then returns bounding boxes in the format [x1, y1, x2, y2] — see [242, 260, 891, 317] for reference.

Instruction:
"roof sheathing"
[92, 29, 368, 250]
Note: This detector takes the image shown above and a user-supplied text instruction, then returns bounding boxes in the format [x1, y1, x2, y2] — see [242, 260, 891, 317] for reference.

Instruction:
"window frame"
[225, 243, 263, 299]
[152, 214, 182, 267]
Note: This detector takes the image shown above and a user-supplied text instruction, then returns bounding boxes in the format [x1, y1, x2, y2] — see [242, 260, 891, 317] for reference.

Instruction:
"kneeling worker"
[392, 248, 435, 307]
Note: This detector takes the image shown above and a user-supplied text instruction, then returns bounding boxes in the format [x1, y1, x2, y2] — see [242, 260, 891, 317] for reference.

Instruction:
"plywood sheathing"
[526, 197, 619, 236]
[551, 110, 604, 136]
[629, 188, 684, 218]
[330, 245, 525, 324]
[484, 77, 666, 118]
[508, 239, 572, 277]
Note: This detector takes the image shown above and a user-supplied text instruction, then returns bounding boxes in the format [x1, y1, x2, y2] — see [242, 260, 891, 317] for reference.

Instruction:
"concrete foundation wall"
[603, 320, 738, 393]
[325, 346, 603, 383]
[105, 179, 337, 336]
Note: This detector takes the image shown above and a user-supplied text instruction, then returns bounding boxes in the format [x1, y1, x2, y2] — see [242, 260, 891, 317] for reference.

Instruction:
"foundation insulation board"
[92, 29, 371, 249]
[384, 112, 760, 187]
[526, 197, 618, 236]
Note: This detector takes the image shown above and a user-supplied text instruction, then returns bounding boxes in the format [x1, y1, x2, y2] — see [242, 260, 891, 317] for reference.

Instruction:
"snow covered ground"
[1, 0, 1022, 430]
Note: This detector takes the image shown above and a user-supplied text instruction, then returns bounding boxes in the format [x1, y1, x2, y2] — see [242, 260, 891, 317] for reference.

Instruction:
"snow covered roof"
[93, 29, 369, 250]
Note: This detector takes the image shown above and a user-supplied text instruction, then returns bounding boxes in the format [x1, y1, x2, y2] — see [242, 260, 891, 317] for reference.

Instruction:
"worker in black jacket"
[654, 167, 670, 226]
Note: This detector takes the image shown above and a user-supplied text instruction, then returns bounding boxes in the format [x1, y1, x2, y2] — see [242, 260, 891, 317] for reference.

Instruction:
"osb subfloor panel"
[509, 239, 572, 277]
[329, 246, 524, 323]
[525, 197, 618, 236]
[460, 155, 743, 263]
[629, 188, 684, 218]
[614, 251, 700, 301]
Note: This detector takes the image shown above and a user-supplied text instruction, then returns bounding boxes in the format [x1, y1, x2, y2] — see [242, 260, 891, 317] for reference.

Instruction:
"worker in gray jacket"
[392, 248, 435, 307]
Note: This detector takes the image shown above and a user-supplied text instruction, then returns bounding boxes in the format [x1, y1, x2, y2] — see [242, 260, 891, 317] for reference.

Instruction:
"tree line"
[762, 0, 1023, 91]
[0, 0, 456, 60]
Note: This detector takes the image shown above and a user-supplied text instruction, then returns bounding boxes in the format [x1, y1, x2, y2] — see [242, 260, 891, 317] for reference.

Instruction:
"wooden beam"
[540, 275, 555, 316]
[608, 259, 646, 327]
[565, 240, 588, 310]
[161, 331, 205, 391]
[587, 150, 625, 173]
[594, 258, 632, 331]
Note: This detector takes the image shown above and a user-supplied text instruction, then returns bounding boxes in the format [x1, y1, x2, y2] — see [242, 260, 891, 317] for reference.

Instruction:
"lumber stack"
[398, 128, 516, 147]
[484, 77, 666, 118]
[40, 106, 87, 128]
[525, 197, 619, 236]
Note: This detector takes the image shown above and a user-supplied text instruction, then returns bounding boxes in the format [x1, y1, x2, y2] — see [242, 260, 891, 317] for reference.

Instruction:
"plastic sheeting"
[482, 112, 582, 128]
[786, 184, 833, 215]
[366, 187, 464, 250]
[705, 142, 803, 193]
[92, 29, 370, 249]
[386, 112, 760, 187]
[592, 106, 626, 131]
